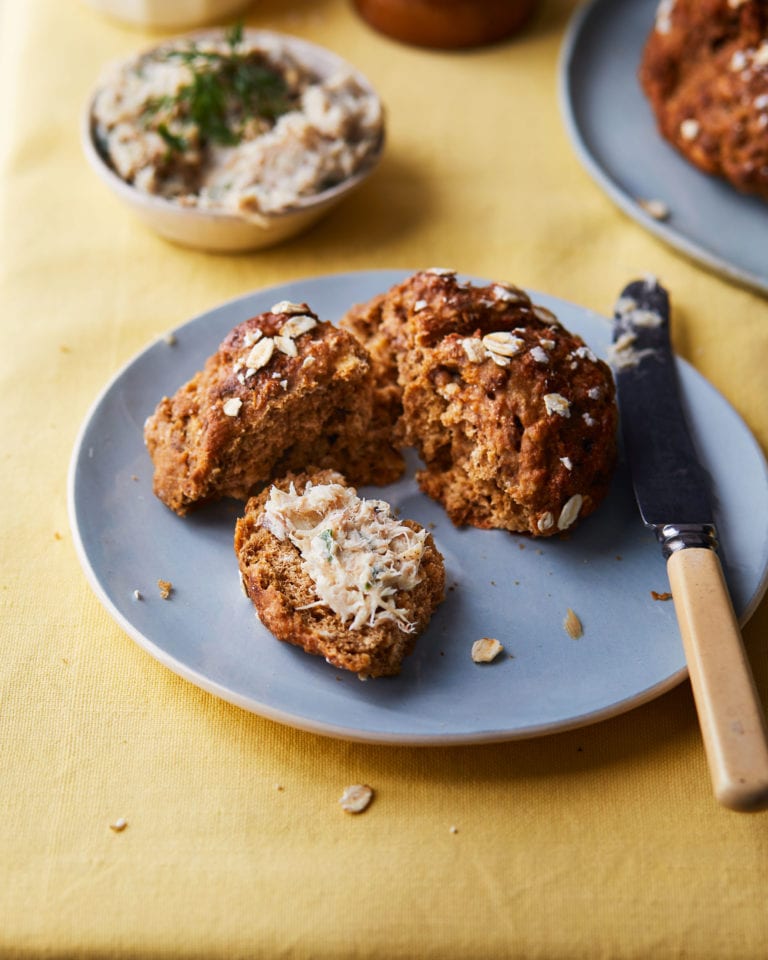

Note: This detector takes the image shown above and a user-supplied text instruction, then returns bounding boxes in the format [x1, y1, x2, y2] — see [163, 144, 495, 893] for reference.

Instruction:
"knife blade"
[612, 278, 768, 812]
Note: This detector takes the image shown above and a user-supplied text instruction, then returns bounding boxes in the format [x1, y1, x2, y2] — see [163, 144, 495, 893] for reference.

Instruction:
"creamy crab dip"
[262, 481, 427, 633]
[90, 28, 383, 218]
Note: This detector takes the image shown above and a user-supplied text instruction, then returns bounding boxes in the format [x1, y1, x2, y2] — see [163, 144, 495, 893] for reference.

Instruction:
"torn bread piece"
[144, 302, 403, 515]
[234, 470, 445, 677]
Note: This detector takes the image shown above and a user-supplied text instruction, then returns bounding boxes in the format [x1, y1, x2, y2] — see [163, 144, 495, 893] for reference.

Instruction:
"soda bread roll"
[341, 269, 618, 536]
[234, 470, 445, 678]
[639, 0, 768, 201]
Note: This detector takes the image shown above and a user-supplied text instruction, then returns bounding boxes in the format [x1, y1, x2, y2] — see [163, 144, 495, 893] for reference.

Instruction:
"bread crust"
[234, 470, 445, 677]
[144, 304, 403, 515]
[639, 0, 768, 200]
[341, 270, 617, 536]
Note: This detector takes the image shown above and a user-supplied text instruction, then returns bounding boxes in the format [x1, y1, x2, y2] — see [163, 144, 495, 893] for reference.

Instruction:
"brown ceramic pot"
[353, 0, 538, 49]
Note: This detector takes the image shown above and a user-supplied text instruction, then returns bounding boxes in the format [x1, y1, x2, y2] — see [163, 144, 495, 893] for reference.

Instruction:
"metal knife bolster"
[612, 278, 719, 561]
[654, 522, 718, 559]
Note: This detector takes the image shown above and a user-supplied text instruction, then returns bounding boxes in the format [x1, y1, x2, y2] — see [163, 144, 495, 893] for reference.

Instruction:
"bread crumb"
[651, 590, 673, 601]
[53, 531, 63, 541]
[157, 579, 172, 599]
[109, 817, 128, 832]
[449, 825, 459, 834]
[339, 784, 374, 813]
[471, 637, 504, 663]
[638, 198, 670, 220]
[563, 608, 583, 639]
[133, 589, 143, 601]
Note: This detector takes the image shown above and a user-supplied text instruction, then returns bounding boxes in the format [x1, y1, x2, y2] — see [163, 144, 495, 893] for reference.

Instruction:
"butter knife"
[612, 278, 768, 812]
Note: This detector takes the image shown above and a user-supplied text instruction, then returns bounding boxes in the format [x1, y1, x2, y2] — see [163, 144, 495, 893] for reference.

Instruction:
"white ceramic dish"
[82, 0, 257, 32]
[559, 0, 768, 297]
[81, 31, 385, 253]
[68, 270, 768, 744]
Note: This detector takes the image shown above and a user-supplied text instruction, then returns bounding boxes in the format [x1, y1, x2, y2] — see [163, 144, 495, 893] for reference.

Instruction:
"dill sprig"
[146, 24, 294, 152]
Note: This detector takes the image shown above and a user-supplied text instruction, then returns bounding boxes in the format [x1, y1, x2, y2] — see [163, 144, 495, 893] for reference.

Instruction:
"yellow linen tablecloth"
[2, 1, 768, 957]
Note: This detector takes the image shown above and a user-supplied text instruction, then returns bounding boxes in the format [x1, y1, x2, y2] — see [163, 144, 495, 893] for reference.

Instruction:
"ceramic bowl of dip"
[82, 29, 385, 252]
[81, 0, 259, 32]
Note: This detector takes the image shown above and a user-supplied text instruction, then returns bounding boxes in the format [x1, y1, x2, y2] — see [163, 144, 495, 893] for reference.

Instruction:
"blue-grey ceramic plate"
[68, 270, 768, 743]
[559, 0, 768, 297]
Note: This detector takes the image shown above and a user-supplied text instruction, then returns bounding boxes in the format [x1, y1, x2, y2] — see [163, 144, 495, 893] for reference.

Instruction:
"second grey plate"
[559, 0, 768, 297]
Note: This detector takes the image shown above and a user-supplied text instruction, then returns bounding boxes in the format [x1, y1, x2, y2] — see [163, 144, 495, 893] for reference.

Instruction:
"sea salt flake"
[530, 346, 550, 364]
[223, 397, 242, 417]
[680, 118, 700, 140]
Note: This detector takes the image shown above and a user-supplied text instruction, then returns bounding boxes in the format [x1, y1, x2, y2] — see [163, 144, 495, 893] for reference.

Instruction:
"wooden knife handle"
[667, 547, 768, 812]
